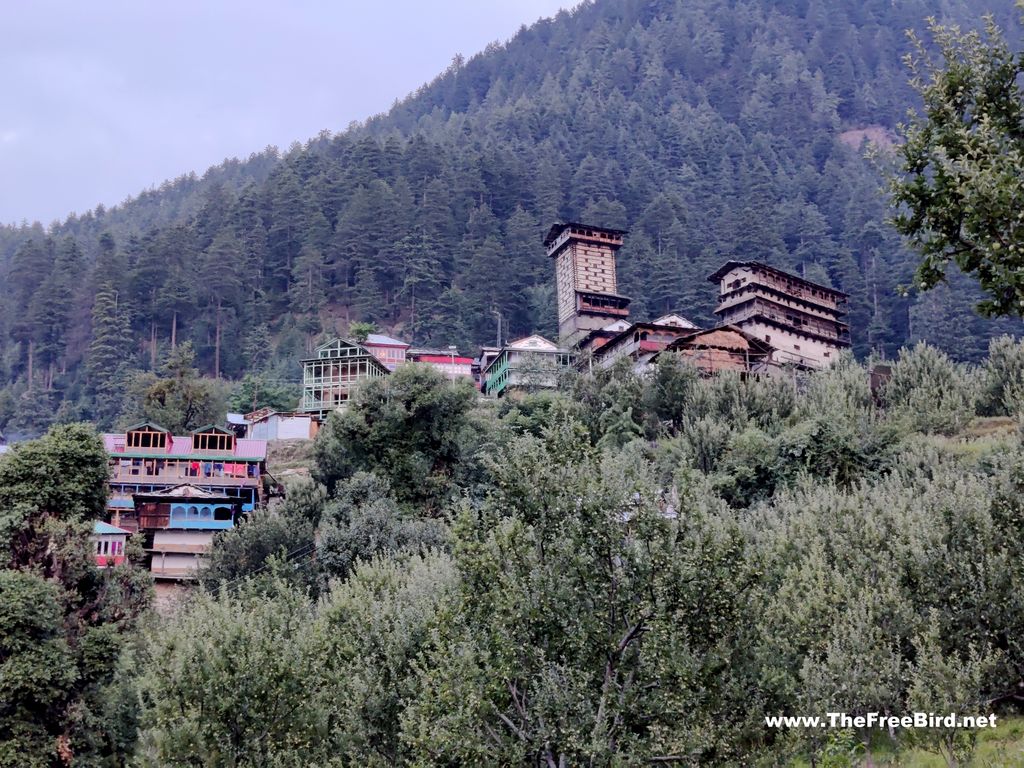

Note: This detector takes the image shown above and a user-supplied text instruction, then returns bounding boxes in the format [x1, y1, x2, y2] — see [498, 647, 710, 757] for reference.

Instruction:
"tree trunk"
[27, 339, 33, 390]
[214, 300, 222, 379]
[171, 310, 177, 349]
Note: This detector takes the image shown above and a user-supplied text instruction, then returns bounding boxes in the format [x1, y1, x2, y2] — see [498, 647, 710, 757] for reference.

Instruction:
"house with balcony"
[300, 338, 390, 419]
[482, 335, 574, 397]
[132, 484, 243, 580]
[103, 422, 267, 529]
[707, 261, 850, 369]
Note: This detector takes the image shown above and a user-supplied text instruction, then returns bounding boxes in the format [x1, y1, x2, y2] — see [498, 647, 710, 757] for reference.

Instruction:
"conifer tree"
[85, 284, 132, 428]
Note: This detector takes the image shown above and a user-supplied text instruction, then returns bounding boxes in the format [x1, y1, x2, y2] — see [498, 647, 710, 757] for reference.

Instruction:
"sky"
[1, 1, 571, 226]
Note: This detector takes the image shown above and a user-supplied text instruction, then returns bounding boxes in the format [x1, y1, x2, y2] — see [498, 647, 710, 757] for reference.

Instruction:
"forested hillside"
[1, 0, 1021, 432]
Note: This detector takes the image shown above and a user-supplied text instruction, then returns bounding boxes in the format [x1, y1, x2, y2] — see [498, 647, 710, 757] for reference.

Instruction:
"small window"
[96, 541, 103, 555]
[794, 344, 801, 351]
[765, 335, 771, 342]
[824, 351, 831, 358]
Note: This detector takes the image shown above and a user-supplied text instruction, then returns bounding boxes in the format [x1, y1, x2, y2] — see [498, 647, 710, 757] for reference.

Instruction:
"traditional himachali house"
[92, 521, 130, 568]
[362, 333, 410, 371]
[407, 348, 474, 380]
[90, 219, 856, 576]
[708, 261, 850, 369]
[544, 221, 850, 376]
[300, 338, 390, 419]
[133, 484, 243, 579]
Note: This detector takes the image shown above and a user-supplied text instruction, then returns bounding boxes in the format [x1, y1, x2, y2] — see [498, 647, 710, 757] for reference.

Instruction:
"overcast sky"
[1, 1, 571, 226]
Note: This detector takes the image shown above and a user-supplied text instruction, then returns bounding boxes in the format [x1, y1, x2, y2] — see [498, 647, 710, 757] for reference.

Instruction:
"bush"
[882, 343, 979, 434]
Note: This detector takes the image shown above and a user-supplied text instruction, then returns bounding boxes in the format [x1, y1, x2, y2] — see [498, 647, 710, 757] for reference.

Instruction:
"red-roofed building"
[408, 348, 474, 381]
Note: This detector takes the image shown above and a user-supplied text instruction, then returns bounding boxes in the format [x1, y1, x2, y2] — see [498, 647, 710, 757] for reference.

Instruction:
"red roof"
[103, 434, 267, 459]
[414, 355, 474, 365]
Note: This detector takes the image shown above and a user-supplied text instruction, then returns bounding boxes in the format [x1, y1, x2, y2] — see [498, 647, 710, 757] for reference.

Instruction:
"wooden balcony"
[108, 467, 258, 487]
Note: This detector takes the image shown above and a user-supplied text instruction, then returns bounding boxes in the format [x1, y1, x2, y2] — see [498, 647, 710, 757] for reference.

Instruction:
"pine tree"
[85, 284, 132, 427]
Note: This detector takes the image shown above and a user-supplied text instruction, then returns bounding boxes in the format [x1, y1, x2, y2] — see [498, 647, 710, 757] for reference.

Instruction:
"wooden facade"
[545, 222, 631, 348]
[300, 338, 389, 419]
[663, 326, 775, 375]
[132, 484, 243, 580]
[103, 422, 267, 527]
[591, 314, 700, 371]
[708, 261, 850, 369]
[482, 335, 573, 397]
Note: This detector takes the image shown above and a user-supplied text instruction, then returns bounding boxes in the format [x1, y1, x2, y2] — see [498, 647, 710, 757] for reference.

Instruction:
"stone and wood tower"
[544, 222, 631, 348]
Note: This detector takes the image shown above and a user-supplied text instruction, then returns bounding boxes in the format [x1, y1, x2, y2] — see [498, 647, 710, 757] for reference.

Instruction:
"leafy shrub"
[882, 343, 979, 434]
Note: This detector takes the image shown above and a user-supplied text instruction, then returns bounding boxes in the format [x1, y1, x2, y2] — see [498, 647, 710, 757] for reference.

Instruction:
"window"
[96, 541, 103, 555]
[127, 428, 167, 449]
[794, 344, 801, 351]
[191, 431, 234, 452]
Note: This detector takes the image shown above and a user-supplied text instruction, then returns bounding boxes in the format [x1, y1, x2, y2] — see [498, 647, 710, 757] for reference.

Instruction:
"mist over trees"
[0, 0, 1021, 433]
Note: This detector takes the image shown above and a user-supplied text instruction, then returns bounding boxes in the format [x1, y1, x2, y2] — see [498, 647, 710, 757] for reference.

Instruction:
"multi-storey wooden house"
[133, 484, 244, 580]
[482, 335, 574, 397]
[300, 338, 390, 419]
[708, 261, 850, 368]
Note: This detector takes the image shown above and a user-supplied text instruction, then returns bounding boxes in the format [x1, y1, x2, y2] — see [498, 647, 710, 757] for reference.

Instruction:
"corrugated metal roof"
[102, 434, 267, 460]
[365, 333, 409, 347]
[93, 521, 131, 535]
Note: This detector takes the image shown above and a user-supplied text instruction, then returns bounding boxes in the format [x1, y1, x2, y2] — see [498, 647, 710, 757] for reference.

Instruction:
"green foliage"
[119, 342, 227, 433]
[890, 14, 1024, 316]
[981, 334, 1024, 416]
[348, 321, 376, 344]
[0, 425, 152, 767]
[883, 342, 980, 434]
[316, 473, 448, 581]
[229, 373, 300, 414]
[313, 364, 475, 510]
[0, 571, 76, 768]
[199, 508, 316, 592]
[136, 580, 323, 767]
[311, 552, 456, 766]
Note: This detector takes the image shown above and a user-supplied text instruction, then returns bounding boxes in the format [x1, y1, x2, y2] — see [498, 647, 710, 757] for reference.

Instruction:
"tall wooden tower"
[544, 222, 631, 348]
